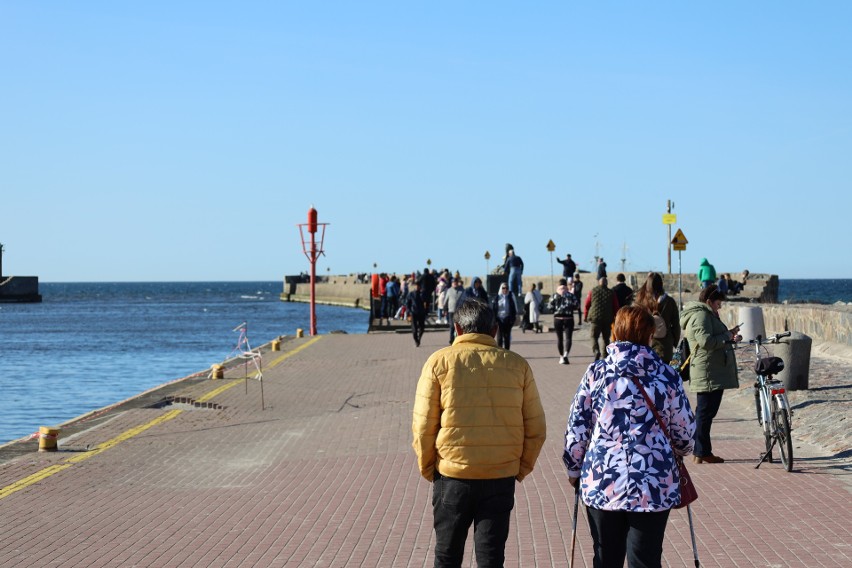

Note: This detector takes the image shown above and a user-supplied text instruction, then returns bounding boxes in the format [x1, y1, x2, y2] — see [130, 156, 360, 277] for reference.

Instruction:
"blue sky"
[2, 2, 850, 282]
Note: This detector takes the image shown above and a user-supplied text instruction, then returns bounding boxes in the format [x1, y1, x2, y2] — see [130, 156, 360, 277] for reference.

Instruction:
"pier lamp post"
[298, 207, 328, 336]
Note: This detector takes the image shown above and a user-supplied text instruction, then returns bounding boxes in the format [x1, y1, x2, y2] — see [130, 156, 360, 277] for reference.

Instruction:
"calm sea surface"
[0, 282, 367, 445]
[0, 279, 848, 445]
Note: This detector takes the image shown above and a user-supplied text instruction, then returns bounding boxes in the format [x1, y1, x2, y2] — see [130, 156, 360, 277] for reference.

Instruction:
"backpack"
[671, 337, 691, 382]
[653, 314, 668, 339]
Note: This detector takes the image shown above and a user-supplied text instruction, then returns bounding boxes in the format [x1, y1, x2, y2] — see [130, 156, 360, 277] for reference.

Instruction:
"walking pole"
[569, 483, 580, 568]
[687, 504, 700, 567]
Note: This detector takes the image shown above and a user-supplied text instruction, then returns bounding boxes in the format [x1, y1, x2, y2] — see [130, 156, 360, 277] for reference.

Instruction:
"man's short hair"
[454, 299, 495, 334]
[559, 278, 568, 286]
[616, 273, 626, 282]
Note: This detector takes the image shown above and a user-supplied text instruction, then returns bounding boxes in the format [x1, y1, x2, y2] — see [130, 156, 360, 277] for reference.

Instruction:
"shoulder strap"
[629, 376, 670, 440]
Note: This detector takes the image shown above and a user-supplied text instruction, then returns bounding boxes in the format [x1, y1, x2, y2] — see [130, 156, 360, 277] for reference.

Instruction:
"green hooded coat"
[679, 301, 739, 393]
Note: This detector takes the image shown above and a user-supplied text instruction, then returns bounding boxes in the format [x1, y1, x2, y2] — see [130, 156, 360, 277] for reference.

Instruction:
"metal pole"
[678, 250, 683, 310]
[310, 230, 317, 336]
[569, 485, 580, 568]
[687, 504, 701, 567]
[667, 200, 672, 275]
[549, 251, 555, 298]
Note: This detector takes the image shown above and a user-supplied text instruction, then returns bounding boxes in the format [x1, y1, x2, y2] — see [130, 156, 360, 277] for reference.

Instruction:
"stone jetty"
[1, 324, 850, 566]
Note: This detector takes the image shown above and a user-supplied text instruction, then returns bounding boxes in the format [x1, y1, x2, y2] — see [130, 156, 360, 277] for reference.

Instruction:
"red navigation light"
[308, 207, 318, 234]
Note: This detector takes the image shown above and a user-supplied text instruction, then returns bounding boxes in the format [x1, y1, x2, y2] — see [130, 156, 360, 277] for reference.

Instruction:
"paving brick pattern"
[1, 326, 850, 567]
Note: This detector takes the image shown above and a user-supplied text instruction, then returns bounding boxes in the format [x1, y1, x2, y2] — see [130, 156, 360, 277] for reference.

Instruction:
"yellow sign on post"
[663, 214, 677, 225]
[546, 239, 556, 252]
[671, 229, 688, 251]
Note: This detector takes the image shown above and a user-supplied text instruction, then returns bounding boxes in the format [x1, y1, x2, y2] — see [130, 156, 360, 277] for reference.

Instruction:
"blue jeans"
[432, 472, 515, 568]
[448, 312, 456, 344]
[586, 506, 670, 568]
[694, 390, 724, 457]
[508, 269, 522, 295]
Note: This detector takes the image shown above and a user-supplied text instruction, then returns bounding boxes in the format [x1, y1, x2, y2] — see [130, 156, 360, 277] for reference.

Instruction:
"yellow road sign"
[484, 251, 491, 260]
[546, 239, 556, 252]
[671, 229, 688, 251]
[663, 213, 677, 225]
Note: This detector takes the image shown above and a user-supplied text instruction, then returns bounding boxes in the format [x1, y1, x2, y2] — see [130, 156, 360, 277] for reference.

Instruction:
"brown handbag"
[630, 376, 698, 509]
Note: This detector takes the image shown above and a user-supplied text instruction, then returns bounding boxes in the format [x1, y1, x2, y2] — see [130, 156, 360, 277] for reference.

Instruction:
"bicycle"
[747, 332, 793, 471]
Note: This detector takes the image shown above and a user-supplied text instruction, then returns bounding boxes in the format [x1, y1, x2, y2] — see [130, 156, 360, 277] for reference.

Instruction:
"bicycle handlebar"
[747, 331, 792, 345]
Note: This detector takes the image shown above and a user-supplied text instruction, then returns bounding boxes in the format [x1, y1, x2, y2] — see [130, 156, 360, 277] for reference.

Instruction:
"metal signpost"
[663, 201, 677, 274]
[671, 228, 688, 309]
[546, 239, 556, 294]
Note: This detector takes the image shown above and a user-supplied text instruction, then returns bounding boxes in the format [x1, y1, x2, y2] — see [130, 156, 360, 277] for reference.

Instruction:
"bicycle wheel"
[773, 402, 793, 472]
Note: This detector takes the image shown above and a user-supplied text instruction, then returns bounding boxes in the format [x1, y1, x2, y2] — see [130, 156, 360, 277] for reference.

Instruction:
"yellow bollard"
[38, 427, 60, 452]
[296, 328, 304, 338]
[210, 364, 224, 379]
[271, 339, 281, 351]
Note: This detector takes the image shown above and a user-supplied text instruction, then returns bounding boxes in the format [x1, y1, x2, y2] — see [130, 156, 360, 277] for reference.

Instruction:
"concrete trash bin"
[738, 306, 766, 342]
[775, 331, 812, 391]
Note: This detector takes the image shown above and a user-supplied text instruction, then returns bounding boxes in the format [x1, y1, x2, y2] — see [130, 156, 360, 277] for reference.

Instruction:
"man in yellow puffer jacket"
[412, 298, 546, 567]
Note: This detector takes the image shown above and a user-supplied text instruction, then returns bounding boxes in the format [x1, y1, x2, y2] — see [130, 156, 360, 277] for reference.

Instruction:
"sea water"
[0, 282, 367, 445]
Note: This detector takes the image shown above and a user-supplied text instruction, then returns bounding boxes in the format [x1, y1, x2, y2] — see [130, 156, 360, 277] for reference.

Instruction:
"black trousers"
[586, 506, 671, 568]
[496, 317, 513, 350]
[411, 315, 426, 346]
[694, 390, 724, 457]
[554, 317, 575, 356]
[432, 473, 515, 568]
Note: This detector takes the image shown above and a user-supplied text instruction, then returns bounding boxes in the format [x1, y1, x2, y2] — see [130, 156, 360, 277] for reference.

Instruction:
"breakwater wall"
[0, 276, 42, 303]
[719, 303, 852, 354]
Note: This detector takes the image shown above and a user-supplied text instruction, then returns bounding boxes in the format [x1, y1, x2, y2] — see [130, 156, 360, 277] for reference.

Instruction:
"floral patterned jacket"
[563, 341, 695, 511]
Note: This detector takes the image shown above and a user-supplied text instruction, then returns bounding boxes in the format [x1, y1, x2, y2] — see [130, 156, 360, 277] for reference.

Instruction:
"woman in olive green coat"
[679, 285, 742, 464]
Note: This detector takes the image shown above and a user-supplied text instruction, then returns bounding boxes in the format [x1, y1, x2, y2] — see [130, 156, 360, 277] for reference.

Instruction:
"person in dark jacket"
[556, 253, 576, 281]
[503, 248, 524, 294]
[549, 278, 579, 364]
[596, 258, 608, 279]
[572, 273, 584, 324]
[612, 273, 634, 309]
[419, 268, 437, 311]
[491, 283, 517, 350]
[680, 285, 742, 463]
[584, 277, 620, 360]
[406, 281, 429, 347]
[463, 276, 489, 304]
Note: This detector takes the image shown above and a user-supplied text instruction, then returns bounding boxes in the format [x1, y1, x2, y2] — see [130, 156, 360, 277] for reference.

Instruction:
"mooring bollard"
[210, 364, 224, 379]
[271, 339, 281, 351]
[775, 331, 813, 391]
[296, 328, 304, 338]
[38, 427, 60, 452]
[738, 306, 766, 342]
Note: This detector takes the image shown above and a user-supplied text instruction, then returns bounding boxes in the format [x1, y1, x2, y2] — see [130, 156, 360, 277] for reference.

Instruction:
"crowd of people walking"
[405, 255, 749, 567]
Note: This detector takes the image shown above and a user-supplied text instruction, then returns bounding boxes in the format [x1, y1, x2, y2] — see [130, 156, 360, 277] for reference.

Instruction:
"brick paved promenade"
[1, 327, 850, 567]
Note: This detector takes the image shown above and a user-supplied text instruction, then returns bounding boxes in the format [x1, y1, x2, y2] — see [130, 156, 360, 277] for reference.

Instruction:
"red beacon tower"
[297, 207, 328, 336]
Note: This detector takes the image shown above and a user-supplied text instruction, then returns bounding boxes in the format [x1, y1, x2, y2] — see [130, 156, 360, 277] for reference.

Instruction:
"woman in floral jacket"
[563, 306, 695, 568]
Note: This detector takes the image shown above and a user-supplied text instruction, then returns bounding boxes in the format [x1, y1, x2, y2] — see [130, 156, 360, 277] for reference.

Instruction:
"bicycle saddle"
[755, 356, 784, 376]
